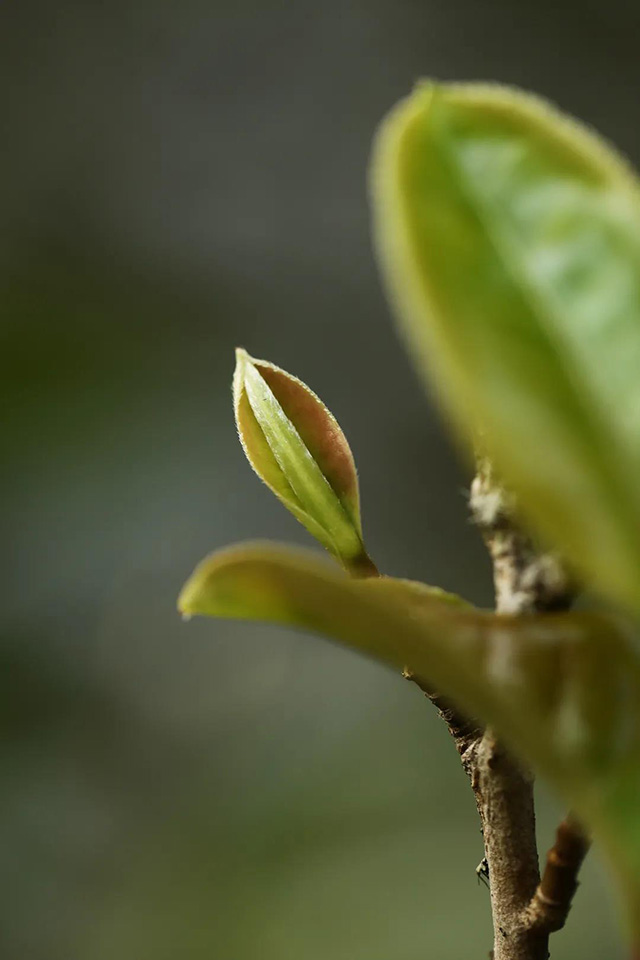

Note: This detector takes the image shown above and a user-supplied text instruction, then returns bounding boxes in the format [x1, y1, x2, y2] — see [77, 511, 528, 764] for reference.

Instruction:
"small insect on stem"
[476, 856, 490, 889]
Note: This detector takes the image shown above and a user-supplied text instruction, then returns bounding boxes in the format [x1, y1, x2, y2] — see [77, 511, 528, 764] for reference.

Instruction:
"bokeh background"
[3, 2, 638, 957]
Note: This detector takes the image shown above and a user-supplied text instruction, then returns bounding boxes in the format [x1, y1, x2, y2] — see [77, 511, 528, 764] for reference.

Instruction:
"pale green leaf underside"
[371, 83, 640, 612]
[180, 542, 640, 935]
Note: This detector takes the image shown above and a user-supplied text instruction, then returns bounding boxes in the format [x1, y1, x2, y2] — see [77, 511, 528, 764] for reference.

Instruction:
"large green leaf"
[371, 83, 640, 613]
[179, 542, 640, 939]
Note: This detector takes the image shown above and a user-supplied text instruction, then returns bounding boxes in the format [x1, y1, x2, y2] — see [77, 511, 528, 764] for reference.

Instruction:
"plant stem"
[467, 458, 576, 959]
[473, 734, 547, 960]
[525, 814, 590, 933]
[407, 458, 586, 957]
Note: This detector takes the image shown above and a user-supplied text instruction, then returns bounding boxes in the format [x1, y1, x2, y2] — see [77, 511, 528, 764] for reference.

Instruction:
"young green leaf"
[179, 541, 640, 939]
[371, 83, 640, 613]
[233, 349, 376, 576]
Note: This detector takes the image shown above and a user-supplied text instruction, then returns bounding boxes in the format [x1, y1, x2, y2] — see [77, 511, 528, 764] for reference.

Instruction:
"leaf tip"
[177, 580, 198, 618]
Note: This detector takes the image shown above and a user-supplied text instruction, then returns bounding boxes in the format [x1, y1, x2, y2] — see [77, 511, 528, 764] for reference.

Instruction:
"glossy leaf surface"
[371, 83, 640, 612]
[233, 350, 375, 575]
[180, 542, 640, 936]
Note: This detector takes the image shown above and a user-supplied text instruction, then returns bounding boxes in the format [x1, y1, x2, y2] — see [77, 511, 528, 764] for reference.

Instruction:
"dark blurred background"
[2, 2, 637, 957]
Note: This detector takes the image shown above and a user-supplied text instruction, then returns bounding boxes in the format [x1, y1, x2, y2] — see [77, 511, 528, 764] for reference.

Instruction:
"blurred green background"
[2, 1, 637, 957]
